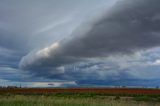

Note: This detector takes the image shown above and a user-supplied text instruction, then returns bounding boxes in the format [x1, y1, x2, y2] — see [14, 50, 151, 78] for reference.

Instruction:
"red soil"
[1, 88, 160, 95]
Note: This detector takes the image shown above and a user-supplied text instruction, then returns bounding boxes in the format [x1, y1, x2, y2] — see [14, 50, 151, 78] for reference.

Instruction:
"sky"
[0, 0, 160, 88]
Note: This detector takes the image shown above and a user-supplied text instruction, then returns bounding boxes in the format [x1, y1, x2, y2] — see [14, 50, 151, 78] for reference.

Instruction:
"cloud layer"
[0, 0, 160, 87]
[20, 0, 160, 76]
[20, 0, 160, 73]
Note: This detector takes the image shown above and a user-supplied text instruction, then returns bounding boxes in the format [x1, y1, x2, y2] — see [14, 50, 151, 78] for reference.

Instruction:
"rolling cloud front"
[1, 0, 160, 87]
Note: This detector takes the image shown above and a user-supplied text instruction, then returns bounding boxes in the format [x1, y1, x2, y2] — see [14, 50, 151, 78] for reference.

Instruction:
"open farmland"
[0, 88, 160, 106]
[1, 88, 160, 95]
[1, 88, 160, 106]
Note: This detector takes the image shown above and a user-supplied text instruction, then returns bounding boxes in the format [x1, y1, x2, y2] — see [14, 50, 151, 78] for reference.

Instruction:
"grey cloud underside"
[64, 0, 160, 57]
[20, 0, 160, 75]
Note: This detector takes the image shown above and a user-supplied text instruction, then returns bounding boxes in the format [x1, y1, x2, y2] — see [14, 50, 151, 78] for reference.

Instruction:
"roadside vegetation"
[0, 93, 160, 106]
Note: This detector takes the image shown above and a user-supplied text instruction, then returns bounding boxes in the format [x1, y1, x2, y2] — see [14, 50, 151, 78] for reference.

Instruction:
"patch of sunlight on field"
[0, 95, 160, 106]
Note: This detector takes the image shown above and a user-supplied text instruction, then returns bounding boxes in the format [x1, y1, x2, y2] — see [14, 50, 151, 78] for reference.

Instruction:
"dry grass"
[0, 94, 160, 106]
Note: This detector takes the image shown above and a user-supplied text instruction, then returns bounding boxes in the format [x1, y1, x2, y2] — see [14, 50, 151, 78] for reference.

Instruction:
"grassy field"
[0, 93, 160, 106]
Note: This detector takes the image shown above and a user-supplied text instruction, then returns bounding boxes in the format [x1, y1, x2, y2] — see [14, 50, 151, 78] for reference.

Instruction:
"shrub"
[134, 96, 153, 101]
[114, 96, 120, 100]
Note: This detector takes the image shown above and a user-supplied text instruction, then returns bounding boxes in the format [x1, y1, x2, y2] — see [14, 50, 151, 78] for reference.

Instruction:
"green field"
[0, 93, 160, 106]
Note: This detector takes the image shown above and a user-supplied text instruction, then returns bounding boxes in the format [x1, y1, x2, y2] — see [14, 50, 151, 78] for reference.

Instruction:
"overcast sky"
[0, 0, 160, 87]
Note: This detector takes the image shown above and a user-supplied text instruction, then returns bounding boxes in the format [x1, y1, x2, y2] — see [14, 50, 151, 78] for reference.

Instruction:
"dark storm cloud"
[63, 0, 160, 57]
[20, 0, 160, 77]
[76, 79, 160, 87]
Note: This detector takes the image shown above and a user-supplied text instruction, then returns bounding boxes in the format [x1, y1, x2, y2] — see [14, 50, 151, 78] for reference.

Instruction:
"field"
[1, 88, 160, 95]
[0, 88, 160, 106]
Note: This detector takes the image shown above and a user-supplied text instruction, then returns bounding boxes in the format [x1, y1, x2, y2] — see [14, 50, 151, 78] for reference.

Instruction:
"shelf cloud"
[20, 0, 160, 77]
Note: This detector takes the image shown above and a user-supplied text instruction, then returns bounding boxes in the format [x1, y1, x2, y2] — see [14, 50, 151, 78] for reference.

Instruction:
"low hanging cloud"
[20, 0, 160, 75]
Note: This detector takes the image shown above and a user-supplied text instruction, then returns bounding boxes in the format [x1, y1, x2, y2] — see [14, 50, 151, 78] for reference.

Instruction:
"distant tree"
[122, 85, 126, 88]
[156, 86, 159, 89]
